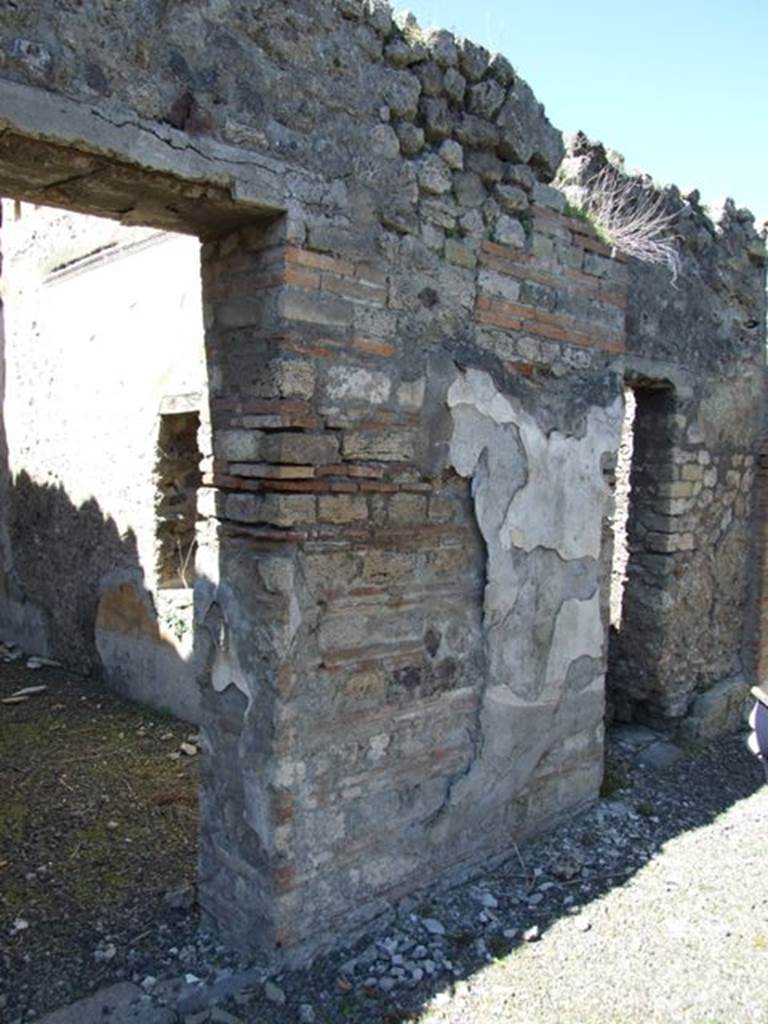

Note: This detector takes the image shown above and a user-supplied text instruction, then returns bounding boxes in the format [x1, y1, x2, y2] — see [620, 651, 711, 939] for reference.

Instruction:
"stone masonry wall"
[192, 184, 628, 956]
[0, 202, 206, 720]
[0, 0, 763, 963]
[560, 136, 766, 734]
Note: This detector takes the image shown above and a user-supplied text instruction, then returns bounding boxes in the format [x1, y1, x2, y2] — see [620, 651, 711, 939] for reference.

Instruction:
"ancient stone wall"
[0, 202, 206, 720]
[0, 0, 763, 964]
[191, 201, 626, 955]
[559, 137, 766, 735]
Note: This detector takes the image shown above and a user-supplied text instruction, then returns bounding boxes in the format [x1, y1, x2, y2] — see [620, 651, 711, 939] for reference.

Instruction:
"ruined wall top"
[0, 0, 562, 184]
[559, 134, 766, 374]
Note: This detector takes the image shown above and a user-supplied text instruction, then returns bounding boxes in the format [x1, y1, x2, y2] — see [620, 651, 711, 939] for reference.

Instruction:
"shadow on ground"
[0, 660, 199, 1018]
[4, 656, 764, 1024]
[229, 727, 763, 1024]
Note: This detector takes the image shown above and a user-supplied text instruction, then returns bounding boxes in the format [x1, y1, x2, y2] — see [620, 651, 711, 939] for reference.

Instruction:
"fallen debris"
[27, 656, 61, 670]
[12, 685, 48, 698]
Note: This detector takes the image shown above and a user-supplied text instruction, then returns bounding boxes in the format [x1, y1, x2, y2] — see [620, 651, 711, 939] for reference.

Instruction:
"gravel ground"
[2, 651, 767, 1024]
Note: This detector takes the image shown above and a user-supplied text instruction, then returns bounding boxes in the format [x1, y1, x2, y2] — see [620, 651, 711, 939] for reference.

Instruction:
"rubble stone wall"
[0, 0, 763, 963]
[560, 138, 766, 735]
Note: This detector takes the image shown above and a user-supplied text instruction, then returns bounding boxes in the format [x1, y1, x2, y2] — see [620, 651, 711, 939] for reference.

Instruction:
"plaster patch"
[448, 368, 623, 561]
[212, 647, 250, 697]
[440, 366, 616, 821]
[326, 366, 390, 404]
[545, 592, 604, 692]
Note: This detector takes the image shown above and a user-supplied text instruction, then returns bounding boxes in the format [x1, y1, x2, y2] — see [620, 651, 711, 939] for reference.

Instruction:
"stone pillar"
[195, 221, 303, 950]
[193, 222, 487, 958]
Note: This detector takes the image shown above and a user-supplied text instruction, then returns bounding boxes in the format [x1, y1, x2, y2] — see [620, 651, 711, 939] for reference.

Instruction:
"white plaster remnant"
[397, 377, 426, 410]
[211, 643, 250, 696]
[326, 366, 390, 404]
[446, 366, 618, 712]
[367, 733, 391, 761]
[448, 368, 623, 561]
[545, 593, 604, 691]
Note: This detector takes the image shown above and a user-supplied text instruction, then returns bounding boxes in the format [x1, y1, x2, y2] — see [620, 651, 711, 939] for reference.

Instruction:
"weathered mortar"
[0, 0, 763, 964]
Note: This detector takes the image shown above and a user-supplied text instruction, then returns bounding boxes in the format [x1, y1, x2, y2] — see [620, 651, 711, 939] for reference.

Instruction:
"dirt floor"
[0, 657, 199, 1017]
[2, 654, 767, 1024]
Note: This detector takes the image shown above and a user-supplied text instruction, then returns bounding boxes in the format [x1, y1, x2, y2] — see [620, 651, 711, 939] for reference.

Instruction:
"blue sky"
[402, 0, 768, 225]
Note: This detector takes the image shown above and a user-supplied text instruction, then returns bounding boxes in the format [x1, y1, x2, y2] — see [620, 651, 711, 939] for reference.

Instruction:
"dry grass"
[577, 166, 682, 281]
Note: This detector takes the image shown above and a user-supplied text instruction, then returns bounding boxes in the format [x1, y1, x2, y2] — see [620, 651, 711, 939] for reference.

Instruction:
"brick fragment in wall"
[474, 295, 625, 353]
[227, 463, 315, 480]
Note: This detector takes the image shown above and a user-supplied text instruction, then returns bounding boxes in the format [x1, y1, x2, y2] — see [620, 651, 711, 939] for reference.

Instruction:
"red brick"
[274, 864, 297, 894]
[351, 336, 396, 357]
[202, 472, 263, 492]
[505, 360, 537, 377]
[358, 481, 399, 493]
[260, 479, 332, 493]
[478, 243, 627, 311]
[212, 397, 312, 415]
[285, 246, 356, 277]
[283, 266, 320, 290]
[480, 239, 531, 264]
[236, 413, 322, 431]
[475, 295, 624, 353]
[227, 463, 316, 479]
[574, 234, 616, 258]
[220, 523, 309, 544]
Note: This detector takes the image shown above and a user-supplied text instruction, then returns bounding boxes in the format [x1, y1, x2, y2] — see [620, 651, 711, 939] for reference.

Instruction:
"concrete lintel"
[0, 78, 300, 233]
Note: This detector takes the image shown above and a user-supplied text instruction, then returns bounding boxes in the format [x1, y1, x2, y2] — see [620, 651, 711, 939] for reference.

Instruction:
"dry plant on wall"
[577, 165, 682, 282]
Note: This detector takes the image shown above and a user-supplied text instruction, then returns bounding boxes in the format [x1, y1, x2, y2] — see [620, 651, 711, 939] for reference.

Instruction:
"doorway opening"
[606, 379, 678, 722]
[0, 199, 206, 1017]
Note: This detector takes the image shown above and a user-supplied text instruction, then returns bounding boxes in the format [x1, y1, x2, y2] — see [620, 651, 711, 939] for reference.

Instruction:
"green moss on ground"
[0, 663, 198, 943]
